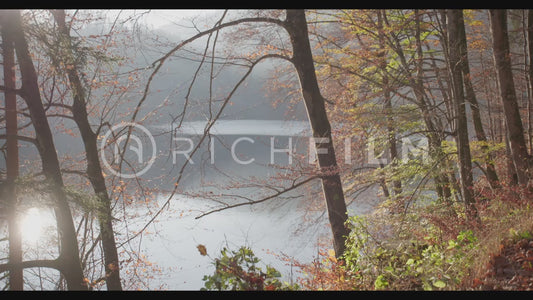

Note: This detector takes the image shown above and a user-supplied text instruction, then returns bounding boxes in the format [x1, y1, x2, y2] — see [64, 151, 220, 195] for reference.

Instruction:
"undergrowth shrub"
[200, 182, 533, 291]
[201, 246, 298, 291]
[343, 213, 478, 290]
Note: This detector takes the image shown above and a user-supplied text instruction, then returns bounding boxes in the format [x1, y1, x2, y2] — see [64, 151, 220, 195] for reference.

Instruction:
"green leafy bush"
[201, 246, 298, 291]
[342, 215, 478, 290]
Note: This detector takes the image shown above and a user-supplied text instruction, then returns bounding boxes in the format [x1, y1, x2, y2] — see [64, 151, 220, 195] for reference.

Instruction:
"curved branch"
[0, 259, 60, 273]
[0, 134, 37, 145]
[45, 113, 75, 120]
[117, 53, 290, 248]
[60, 169, 88, 178]
[0, 85, 22, 95]
[131, 15, 285, 125]
[175, 11, 227, 130]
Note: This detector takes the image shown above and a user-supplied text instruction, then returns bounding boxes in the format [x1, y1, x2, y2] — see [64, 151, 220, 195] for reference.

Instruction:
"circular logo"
[100, 122, 156, 179]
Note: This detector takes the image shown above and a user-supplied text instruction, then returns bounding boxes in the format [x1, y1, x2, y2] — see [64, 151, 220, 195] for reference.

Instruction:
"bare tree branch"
[117, 52, 290, 248]
[0, 134, 37, 145]
[195, 175, 319, 219]
[0, 259, 60, 274]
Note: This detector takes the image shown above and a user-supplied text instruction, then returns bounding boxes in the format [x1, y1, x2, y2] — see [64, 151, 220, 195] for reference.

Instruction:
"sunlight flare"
[21, 207, 46, 244]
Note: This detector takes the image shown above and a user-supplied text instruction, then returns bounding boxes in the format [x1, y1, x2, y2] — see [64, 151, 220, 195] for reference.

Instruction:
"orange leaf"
[197, 244, 207, 256]
[472, 278, 483, 288]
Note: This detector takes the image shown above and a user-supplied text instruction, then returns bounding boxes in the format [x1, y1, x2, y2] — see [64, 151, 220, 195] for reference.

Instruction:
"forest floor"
[474, 236, 533, 290]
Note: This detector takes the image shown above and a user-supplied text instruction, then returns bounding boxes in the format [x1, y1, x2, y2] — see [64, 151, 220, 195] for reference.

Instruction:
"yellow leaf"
[328, 249, 336, 257]
[328, 249, 337, 263]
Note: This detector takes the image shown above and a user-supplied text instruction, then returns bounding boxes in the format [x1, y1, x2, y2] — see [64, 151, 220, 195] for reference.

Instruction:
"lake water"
[133, 187, 378, 290]
[137, 194, 323, 289]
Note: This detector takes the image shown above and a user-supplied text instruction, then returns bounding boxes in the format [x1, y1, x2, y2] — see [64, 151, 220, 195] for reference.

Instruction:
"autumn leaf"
[197, 244, 207, 256]
[472, 278, 483, 288]
[327, 249, 337, 263]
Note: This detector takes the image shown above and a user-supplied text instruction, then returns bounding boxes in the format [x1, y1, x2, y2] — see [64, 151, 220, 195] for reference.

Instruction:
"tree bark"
[4, 10, 88, 290]
[489, 9, 531, 186]
[284, 9, 350, 257]
[1, 14, 23, 290]
[51, 10, 122, 290]
[527, 9, 533, 153]
[447, 9, 479, 222]
[454, 9, 500, 189]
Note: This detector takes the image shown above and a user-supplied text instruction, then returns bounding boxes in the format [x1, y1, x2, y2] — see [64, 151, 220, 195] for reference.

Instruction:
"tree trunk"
[527, 9, 533, 153]
[447, 9, 479, 222]
[51, 10, 122, 290]
[454, 9, 500, 189]
[505, 128, 519, 185]
[284, 9, 350, 258]
[386, 10, 453, 204]
[378, 10, 402, 197]
[489, 9, 531, 186]
[1, 15, 23, 290]
[5, 10, 88, 290]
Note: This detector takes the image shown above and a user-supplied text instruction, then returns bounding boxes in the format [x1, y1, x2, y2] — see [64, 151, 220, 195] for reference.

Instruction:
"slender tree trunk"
[5, 10, 88, 290]
[377, 10, 402, 197]
[481, 55, 497, 143]
[447, 9, 479, 222]
[386, 10, 453, 203]
[1, 15, 23, 290]
[527, 9, 533, 153]
[51, 10, 122, 290]
[505, 127, 520, 185]
[426, 47, 461, 207]
[454, 10, 500, 189]
[426, 16, 461, 207]
[284, 9, 350, 257]
[489, 9, 531, 186]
